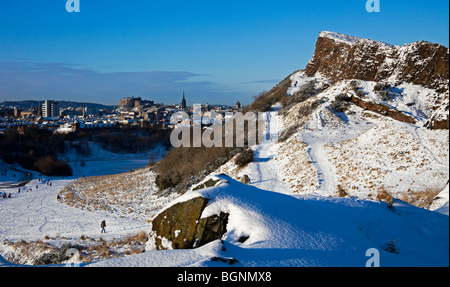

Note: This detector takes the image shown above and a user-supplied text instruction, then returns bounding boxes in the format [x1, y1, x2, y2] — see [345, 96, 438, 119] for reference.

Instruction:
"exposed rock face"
[425, 98, 450, 130]
[151, 196, 229, 250]
[349, 96, 416, 124]
[304, 31, 449, 129]
[305, 31, 449, 93]
[196, 212, 229, 247]
[241, 174, 251, 185]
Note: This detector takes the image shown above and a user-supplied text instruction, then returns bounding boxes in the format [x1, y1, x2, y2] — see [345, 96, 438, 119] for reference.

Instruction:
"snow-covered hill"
[58, 167, 178, 222]
[1, 31, 448, 268]
[0, 177, 152, 266]
[216, 72, 449, 212]
[93, 174, 449, 267]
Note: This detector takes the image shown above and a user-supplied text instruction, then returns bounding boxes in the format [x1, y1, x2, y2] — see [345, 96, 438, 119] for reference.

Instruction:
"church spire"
[181, 91, 187, 110]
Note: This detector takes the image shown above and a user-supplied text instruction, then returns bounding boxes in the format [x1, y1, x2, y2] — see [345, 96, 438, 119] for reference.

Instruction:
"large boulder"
[151, 196, 229, 250]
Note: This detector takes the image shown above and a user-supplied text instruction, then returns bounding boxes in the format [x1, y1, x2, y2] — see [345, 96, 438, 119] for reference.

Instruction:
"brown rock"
[305, 33, 449, 92]
[151, 196, 229, 250]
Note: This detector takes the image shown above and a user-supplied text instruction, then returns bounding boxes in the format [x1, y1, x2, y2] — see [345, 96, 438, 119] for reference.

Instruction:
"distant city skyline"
[0, 0, 448, 106]
[0, 95, 238, 110]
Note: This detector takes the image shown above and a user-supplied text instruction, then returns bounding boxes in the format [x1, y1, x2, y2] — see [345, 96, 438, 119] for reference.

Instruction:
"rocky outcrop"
[349, 96, 417, 124]
[151, 196, 229, 250]
[425, 98, 450, 130]
[305, 31, 449, 93]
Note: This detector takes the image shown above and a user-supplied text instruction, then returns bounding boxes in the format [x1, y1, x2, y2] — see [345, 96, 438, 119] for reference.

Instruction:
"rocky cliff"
[304, 31, 449, 129]
[305, 31, 449, 93]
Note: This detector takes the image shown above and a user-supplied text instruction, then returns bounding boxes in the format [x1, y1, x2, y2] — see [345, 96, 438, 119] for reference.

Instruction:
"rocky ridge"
[305, 31, 449, 92]
[304, 31, 449, 130]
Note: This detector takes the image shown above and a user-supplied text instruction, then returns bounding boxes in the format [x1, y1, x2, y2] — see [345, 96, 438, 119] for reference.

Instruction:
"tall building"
[42, 100, 60, 118]
[181, 92, 187, 110]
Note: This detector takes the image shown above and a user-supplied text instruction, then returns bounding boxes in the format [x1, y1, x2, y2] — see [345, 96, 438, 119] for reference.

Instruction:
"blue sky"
[0, 0, 448, 106]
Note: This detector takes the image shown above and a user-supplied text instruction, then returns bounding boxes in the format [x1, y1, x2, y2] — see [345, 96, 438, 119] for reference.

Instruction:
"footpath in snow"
[0, 178, 151, 242]
[0, 157, 155, 266]
[245, 109, 291, 194]
[300, 120, 376, 195]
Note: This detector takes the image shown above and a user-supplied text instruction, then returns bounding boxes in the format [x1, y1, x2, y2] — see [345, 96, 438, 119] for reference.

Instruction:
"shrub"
[288, 81, 320, 106]
[337, 185, 349, 198]
[400, 188, 442, 209]
[373, 82, 393, 101]
[279, 124, 300, 143]
[34, 243, 74, 266]
[376, 188, 394, 206]
[382, 240, 399, 254]
[241, 175, 251, 185]
[235, 149, 254, 167]
[245, 73, 295, 112]
[247, 90, 285, 112]
[298, 99, 323, 119]
[34, 156, 73, 176]
[155, 146, 243, 192]
[331, 94, 351, 113]
[349, 81, 366, 98]
[374, 83, 386, 91]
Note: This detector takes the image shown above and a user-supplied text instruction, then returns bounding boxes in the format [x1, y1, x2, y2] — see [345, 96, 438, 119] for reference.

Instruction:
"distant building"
[119, 96, 154, 110]
[181, 92, 187, 110]
[14, 108, 21, 118]
[119, 97, 136, 109]
[20, 106, 36, 118]
[60, 108, 83, 118]
[84, 107, 98, 116]
[37, 102, 42, 117]
[42, 100, 60, 118]
[181, 93, 187, 110]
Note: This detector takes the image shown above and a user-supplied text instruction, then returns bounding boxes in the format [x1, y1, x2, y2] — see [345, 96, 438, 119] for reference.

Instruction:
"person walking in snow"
[101, 220, 106, 233]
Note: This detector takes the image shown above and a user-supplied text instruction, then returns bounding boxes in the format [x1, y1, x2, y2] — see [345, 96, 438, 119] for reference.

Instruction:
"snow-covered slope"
[92, 174, 448, 267]
[216, 70, 449, 211]
[58, 167, 178, 222]
[430, 184, 449, 215]
[0, 177, 153, 265]
[266, 70, 449, 208]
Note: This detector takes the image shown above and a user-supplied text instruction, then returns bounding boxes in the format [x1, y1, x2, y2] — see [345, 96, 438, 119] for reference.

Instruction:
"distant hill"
[0, 100, 115, 111]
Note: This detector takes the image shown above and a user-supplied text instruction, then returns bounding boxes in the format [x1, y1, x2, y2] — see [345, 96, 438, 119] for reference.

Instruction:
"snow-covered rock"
[430, 184, 449, 215]
[106, 174, 449, 267]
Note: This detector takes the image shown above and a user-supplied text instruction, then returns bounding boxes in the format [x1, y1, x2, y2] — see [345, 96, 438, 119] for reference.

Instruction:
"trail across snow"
[228, 107, 375, 197]
[243, 109, 292, 194]
[299, 118, 376, 195]
[0, 179, 151, 242]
